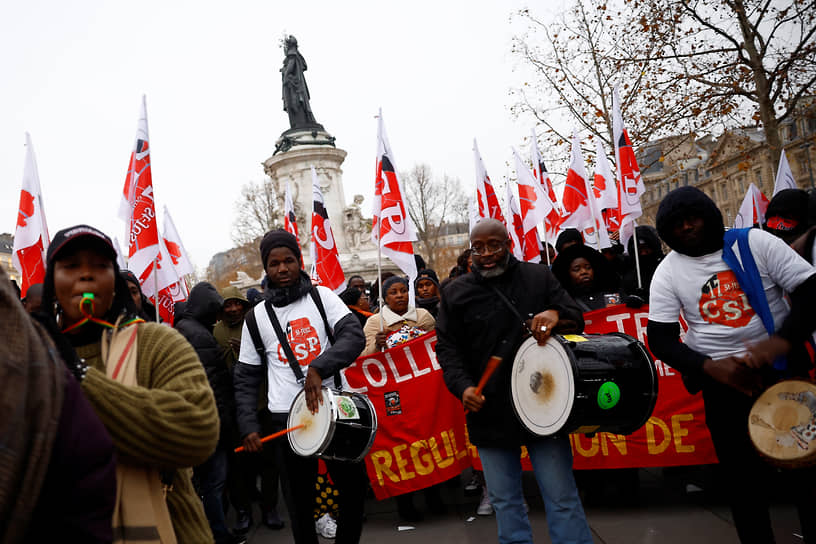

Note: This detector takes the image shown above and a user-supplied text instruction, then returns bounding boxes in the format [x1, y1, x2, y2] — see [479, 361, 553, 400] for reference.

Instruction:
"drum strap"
[245, 291, 342, 388]
[487, 284, 529, 334]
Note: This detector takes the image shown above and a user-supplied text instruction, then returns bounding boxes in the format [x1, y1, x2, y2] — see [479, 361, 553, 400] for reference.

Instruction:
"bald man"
[436, 219, 593, 544]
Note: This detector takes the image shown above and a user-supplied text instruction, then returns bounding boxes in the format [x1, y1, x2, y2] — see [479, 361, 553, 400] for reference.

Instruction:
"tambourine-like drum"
[748, 380, 816, 468]
[510, 333, 658, 436]
[287, 388, 377, 463]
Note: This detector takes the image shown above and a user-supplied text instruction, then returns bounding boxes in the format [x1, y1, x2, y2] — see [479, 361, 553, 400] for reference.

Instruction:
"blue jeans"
[479, 437, 593, 544]
[195, 446, 230, 540]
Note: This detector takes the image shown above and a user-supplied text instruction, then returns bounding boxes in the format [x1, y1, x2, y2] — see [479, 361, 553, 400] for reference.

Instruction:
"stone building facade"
[0, 233, 20, 285]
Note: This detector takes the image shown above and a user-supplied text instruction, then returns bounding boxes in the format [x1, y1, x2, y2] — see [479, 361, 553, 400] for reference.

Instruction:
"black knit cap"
[260, 229, 302, 267]
[339, 287, 364, 306]
[414, 268, 439, 289]
[555, 228, 583, 253]
[764, 188, 809, 238]
[382, 275, 408, 295]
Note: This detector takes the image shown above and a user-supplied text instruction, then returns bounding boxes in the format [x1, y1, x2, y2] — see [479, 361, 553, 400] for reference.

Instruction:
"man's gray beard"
[473, 254, 510, 278]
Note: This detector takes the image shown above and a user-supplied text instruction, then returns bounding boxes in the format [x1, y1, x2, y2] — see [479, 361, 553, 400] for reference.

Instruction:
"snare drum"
[510, 333, 658, 436]
[287, 387, 377, 463]
[748, 380, 816, 468]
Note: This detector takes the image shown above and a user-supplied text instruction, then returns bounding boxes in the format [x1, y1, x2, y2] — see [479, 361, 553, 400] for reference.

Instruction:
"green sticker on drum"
[597, 382, 620, 410]
[336, 396, 360, 420]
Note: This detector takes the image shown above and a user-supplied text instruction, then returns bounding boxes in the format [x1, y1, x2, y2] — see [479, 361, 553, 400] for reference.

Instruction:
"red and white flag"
[311, 166, 345, 292]
[530, 129, 561, 240]
[504, 180, 525, 261]
[613, 85, 645, 250]
[734, 183, 770, 229]
[593, 140, 620, 232]
[473, 139, 505, 222]
[12, 133, 50, 298]
[283, 181, 305, 269]
[119, 95, 161, 296]
[153, 237, 186, 324]
[372, 110, 418, 285]
[513, 148, 551, 262]
[559, 132, 594, 232]
[773, 150, 797, 196]
[162, 206, 194, 279]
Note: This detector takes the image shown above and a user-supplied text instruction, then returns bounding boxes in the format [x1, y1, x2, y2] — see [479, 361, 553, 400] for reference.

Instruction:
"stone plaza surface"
[237, 465, 806, 543]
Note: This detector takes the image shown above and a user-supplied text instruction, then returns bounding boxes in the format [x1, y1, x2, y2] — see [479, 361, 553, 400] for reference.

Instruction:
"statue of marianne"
[281, 35, 318, 129]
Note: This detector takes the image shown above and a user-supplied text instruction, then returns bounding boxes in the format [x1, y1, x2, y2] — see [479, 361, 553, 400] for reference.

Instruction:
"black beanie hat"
[260, 229, 302, 268]
[555, 228, 584, 253]
[382, 276, 408, 295]
[339, 287, 364, 306]
[764, 188, 809, 238]
[414, 269, 439, 290]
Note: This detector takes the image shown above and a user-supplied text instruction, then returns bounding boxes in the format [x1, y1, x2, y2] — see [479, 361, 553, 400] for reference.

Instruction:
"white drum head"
[510, 336, 574, 436]
[288, 388, 335, 456]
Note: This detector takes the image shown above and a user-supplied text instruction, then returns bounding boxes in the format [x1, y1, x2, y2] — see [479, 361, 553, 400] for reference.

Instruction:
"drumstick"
[234, 424, 305, 453]
[465, 355, 503, 415]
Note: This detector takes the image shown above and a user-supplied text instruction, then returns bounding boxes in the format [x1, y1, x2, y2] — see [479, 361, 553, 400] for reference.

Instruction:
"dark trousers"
[227, 442, 280, 513]
[260, 410, 367, 544]
[703, 382, 816, 543]
[195, 446, 230, 539]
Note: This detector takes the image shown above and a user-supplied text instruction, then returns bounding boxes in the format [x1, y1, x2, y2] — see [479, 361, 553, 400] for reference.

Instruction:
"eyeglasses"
[470, 241, 506, 256]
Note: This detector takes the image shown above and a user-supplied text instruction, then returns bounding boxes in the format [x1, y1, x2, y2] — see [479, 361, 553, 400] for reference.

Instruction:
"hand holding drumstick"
[463, 355, 503, 414]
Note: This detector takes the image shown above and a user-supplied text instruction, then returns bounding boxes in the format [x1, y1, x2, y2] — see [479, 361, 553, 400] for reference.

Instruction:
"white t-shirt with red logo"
[649, 229, 815, 360]
[239, 286, 352, 413]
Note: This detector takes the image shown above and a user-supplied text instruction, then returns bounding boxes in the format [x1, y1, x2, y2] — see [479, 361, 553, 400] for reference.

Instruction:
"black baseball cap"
[47, 224, 118, 265]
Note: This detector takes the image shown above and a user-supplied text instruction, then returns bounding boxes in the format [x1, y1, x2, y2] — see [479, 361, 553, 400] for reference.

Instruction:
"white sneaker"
[464, 472, 482, 494]
[476, 488, 494, 516]
[316, 513, 337, 539]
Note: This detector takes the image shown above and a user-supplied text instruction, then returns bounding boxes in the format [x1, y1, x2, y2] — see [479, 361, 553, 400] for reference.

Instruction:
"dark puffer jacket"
[175, 282, 235, 445]
[436, 256, 584, 448]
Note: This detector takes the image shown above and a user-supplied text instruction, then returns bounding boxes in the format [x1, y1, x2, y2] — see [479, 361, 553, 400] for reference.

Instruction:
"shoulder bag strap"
[244, 309, 266, 359]
[309, 286, 342, 388]
[487, 283, 530, 334]
[261, 299, 306, 384]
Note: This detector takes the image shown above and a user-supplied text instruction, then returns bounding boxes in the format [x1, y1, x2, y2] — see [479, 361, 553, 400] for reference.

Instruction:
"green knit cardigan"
[77, 322, 219, 543]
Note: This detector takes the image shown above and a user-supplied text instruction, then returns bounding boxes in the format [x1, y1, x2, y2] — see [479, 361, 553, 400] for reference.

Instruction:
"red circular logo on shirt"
[698, 270, 755, 328]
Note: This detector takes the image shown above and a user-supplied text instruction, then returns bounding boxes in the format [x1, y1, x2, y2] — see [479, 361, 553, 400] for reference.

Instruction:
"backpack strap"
[722, 228, 786, 371]
[259, 298, 306, 384]
[244, 308, 267, 360]
[309, 286, 342, 389]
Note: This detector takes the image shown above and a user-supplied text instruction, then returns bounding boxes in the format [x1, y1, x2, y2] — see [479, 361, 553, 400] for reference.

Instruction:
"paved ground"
[236, 465, 806, 543]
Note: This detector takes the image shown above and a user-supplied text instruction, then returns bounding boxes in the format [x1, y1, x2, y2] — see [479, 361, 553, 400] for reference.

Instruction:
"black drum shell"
[320, 392, 378, 462]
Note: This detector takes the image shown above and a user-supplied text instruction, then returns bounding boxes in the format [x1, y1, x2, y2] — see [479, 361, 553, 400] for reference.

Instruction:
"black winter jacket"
[435, 256, 584, 448]
[175, 282, 235, 445]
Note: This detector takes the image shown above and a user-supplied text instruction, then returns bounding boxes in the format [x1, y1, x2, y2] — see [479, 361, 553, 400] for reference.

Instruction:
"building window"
[755, 169, 763, 191]
[683, 172, 689, 186]
[694, 170, 700, 183]
[790, 121, 799, 141]
[721, 182, 728, 199]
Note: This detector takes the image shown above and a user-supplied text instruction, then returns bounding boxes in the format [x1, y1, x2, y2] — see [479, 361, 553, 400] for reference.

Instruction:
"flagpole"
[631, 222, 643, 290]
[543, 223, 551, 266]
[753, 190, 764, 230]
[154, 256, 160, 322]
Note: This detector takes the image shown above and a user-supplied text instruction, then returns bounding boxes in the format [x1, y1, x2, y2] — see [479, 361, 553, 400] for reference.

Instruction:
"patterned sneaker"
[464, 472, 482, 495]
[316, 513, 337, 539]
[476, 487, 494, 516]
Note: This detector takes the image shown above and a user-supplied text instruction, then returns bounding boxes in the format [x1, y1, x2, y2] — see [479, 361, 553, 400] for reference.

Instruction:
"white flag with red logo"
[283, 181, 305, 269]
[613, 85, 645, 250]
[372, 110, 418, 284]
[119, 95, 161, 295]
[468, 195, 480, 234]
[513, 148, 550, 262]
[593, 140, 620, 233]
[13, 133, 50, 298]
[559, 132, 594, 232]
[530, 129, 561, 239]
[152, 236, 186, 324]
[473, 139, 506, 222]
[734, 183, 770, 228]
[162, 207, 194, 279]
[504, 180, 525, 261]
[311, 166, 345, 292]
[773, 150, 797, 196]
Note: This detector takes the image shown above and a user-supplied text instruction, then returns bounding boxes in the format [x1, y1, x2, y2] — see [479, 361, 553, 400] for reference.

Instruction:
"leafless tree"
[628, 0, 816, 164]
[402, 164, 468, 270]
[231, 177, 282, 247]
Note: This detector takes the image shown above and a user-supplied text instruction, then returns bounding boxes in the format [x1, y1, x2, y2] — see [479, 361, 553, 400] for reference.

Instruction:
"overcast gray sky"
[1, 0, 558, 270]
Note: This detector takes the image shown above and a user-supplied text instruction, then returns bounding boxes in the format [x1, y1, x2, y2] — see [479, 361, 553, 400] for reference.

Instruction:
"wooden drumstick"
[465, 355, 503, 415]
[234, 424, 306, 453]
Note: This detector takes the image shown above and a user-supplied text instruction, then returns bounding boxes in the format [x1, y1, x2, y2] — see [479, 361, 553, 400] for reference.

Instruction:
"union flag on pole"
[372, 110, 418, 285]
[530, 129, 561, 239]
[773, 150, 797, 196]
[473, 139, 505, 222]
[559, 132, 593, 232]
[513, 148, 550, 262]
[593, 140, 620, 232]
[13, 133, 50, 298]
[162, 207, 194, 279]
[153, 237, 186, 324]
[119, 95, 161, 297]
[733, 183, 770, 229]
[311, 166, 345, 292]
[284, 181, 304, 269]
[613, 85, 645, 250]
[504, 180, 525, 261]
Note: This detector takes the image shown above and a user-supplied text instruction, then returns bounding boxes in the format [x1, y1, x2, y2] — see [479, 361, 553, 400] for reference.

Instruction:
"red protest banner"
[343, 333, 471, 500]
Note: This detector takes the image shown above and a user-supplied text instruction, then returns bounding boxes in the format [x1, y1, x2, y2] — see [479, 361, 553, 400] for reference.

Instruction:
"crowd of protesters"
[2, 187, 816, 544]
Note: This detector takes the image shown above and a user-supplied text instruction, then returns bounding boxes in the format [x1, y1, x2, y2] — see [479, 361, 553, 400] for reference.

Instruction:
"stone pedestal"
[262, 140, 400, 284]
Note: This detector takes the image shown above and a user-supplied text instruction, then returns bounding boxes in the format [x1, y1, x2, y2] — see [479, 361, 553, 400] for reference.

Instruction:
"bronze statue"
[281, 35, 318, 129]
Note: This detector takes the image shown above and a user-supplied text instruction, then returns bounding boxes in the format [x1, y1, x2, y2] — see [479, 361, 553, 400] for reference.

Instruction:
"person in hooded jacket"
[175, 282, 241, 544]
[763, 188, 810, 245]
[621, 225, 665, 302]
[551, 244, 624, 312]
[647, 187, 816, 544]
[120, 269, 159, 322]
